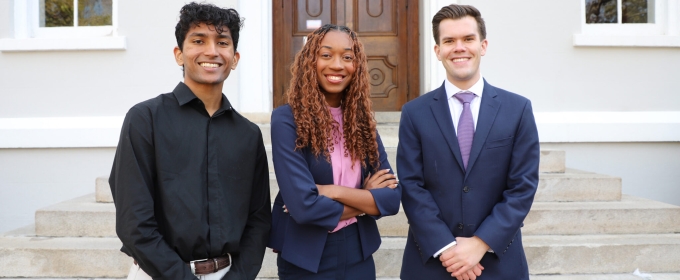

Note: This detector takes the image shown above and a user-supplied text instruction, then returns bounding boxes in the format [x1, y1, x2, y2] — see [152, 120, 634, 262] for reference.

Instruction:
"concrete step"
[530, 273, 680, 280]
[256, 234, 680, 277]
[524, 234, 680, 274]
[36, 195, 115, 238]
[3, 224, 679, 277]
[524, 195, 680, 235]
[4, 274, 680, 280]
[269, 168, 622, 203]
[375, 195, 680, 237]
[45, 190, 672, 238]
[95, 150, 574, 205]
[536, 168, 621, 202]
[264, 146, 566, 175]
[0, 226, 129, 278]
[95, 176, 112, 203]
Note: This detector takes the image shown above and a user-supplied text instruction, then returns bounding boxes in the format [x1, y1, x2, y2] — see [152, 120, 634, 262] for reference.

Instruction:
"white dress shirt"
[445, 76, 484, 135]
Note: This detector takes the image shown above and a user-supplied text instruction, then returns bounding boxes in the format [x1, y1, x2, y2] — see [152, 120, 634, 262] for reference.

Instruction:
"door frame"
[272, 0, 420, 110]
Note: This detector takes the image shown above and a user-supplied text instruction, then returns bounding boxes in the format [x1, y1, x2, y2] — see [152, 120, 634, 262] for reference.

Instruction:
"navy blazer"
[268, 104, 401, 273]
[398, 80, 540, 279]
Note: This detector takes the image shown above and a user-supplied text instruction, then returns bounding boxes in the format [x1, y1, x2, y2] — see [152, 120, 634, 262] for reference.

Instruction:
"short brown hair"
[432, 4, 486, 44]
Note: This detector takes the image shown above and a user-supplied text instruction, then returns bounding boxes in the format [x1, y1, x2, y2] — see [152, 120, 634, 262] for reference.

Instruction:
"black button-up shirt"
[109, 82, 271, 280]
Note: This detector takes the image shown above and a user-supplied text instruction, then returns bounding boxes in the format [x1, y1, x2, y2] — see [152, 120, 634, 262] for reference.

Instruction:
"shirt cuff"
[433, 240, 457, 258]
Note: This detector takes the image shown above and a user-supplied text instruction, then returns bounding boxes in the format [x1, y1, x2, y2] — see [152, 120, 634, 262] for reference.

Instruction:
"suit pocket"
[485, 136, 514, 149]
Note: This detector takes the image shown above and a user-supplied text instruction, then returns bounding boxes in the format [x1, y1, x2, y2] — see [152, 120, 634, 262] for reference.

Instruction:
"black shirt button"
[458, 223, 464, 229]
[463, 186, 470, 193]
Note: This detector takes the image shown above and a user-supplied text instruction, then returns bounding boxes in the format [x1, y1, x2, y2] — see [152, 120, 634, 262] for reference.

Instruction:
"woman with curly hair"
[268, 24, 401, 279]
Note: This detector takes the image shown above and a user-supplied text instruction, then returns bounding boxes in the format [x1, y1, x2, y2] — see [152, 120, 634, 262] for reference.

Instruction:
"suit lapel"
[466, 80, 501, 175]
[429, 83, 465, 172]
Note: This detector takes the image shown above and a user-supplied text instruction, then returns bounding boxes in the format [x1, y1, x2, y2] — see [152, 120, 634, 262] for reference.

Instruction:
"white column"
[236, 0, 272, 112]
[422, 0, 458, 93]
[669, 0, 679, 36]
[12, 0, 34, 39]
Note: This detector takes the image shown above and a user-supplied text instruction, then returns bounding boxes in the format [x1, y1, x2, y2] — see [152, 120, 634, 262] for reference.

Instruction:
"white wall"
[0, 0, 258, 118]
[462, 0, 680, 111]
[0, 148, 115, 233]
[1, 0, 679, 233]
[542, 142, 680, 206]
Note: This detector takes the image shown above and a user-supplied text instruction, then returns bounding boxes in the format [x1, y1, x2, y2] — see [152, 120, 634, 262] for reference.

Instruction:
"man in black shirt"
[109, 3, 271, 279]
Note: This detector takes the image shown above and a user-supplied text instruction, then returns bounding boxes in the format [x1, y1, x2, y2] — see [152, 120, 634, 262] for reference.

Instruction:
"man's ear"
[480, 39, 488, 56]
[173, 46, 183, 66]
[434, 44, 442, 61]
[231, 52, 240, 70]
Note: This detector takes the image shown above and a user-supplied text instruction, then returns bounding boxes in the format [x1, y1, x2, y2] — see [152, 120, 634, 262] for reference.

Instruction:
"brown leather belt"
[189, 256, 230, 275]
[133, 256, 230, 275]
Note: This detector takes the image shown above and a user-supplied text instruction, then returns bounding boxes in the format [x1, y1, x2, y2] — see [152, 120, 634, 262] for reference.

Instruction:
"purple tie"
[455, 91, 476, 170]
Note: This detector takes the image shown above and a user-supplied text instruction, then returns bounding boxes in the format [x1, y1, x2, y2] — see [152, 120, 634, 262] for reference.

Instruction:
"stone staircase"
[1, 113, 679, 279]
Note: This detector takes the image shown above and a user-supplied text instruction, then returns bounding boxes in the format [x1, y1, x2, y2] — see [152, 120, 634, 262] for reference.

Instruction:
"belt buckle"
[190, 258, 208, 275]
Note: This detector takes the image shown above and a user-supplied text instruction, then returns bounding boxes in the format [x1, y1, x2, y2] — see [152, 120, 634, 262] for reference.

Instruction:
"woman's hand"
[363, 169, 398, 190]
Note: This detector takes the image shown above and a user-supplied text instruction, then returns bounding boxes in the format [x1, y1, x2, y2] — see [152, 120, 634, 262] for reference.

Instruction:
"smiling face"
[434, 16, 487, 90]
[173, 23, 240, 90]
[315, 31, 356, 106]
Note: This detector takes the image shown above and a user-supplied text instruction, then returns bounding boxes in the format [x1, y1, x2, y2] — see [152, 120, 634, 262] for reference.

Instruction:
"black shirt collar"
[172, 82, 233, 111]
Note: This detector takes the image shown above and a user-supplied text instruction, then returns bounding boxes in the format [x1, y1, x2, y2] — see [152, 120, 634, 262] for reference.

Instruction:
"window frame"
[0, 0, 125, 52]
[574, 0, 680, 47]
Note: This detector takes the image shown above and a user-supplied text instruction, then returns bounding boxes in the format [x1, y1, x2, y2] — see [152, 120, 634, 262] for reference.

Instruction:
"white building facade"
[1, 0, 679, 233]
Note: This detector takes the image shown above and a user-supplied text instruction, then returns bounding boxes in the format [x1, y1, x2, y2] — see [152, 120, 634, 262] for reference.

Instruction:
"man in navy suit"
[398, 4, 539, 280]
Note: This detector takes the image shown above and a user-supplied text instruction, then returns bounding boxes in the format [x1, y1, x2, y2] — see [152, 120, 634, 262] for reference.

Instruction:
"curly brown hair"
[286, 24, 380, 169]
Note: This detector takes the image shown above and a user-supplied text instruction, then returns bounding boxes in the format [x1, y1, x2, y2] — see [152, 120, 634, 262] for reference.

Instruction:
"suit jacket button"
[458, 223, 464, 229]
[463, 186, 470, 193]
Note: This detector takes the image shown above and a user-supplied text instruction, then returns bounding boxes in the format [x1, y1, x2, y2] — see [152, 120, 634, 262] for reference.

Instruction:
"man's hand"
[440, 236, 489, 279]
[454, 264, 484, 280]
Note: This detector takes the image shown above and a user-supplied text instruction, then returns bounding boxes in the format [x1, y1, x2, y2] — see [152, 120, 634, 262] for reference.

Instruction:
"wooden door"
[272, 0, 419, 111]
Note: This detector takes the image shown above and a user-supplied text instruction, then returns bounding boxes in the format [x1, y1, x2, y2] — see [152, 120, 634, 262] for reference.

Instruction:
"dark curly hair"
[287, 24, 380, 170]
[174, 2, 244, 51]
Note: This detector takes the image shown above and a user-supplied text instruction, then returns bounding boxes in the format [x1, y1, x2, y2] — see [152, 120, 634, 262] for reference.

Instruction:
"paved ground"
[3, 274, 679, 280]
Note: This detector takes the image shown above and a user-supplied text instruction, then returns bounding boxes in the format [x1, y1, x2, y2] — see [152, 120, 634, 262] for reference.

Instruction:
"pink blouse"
[328, 106, 362, 233]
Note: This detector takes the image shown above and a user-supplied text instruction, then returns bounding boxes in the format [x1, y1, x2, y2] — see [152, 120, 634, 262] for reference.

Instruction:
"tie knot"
[454, 91, 476, 104]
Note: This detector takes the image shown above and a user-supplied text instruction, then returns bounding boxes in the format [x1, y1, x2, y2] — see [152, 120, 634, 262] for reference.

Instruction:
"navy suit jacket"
[268, 104, 401, 273]
[398, 80, 540, 279]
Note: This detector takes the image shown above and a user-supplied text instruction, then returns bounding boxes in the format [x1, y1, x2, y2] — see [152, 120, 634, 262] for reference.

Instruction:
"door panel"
[354, 0, 395, 34]
[273, 0, 418, 111]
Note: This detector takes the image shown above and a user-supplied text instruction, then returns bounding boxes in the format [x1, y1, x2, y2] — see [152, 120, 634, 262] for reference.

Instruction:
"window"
[0, 0, 125, 52]
[586, 0, 654, 24]
[574, 0, 680, 47]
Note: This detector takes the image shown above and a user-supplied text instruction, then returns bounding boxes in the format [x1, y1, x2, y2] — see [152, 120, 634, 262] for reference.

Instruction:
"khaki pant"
[127, 258, 230, 280]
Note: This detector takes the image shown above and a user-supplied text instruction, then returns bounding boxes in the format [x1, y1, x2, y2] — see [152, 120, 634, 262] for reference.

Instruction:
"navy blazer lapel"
[429, 83, 465, 172]
[466, 80, 501, 174]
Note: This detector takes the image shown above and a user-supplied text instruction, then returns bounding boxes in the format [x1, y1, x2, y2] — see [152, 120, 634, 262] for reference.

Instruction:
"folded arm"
[271, 108, 345, 231]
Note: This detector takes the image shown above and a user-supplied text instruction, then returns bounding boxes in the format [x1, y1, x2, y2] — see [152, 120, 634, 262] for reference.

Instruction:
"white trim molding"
[0, 36, 126, 51]
[1, 112, 679, 148]
[535, 111, 680, 142]
[574, 0, 680, 47]
[1, 0, 126, 52]
[0, 116, 123, 148]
